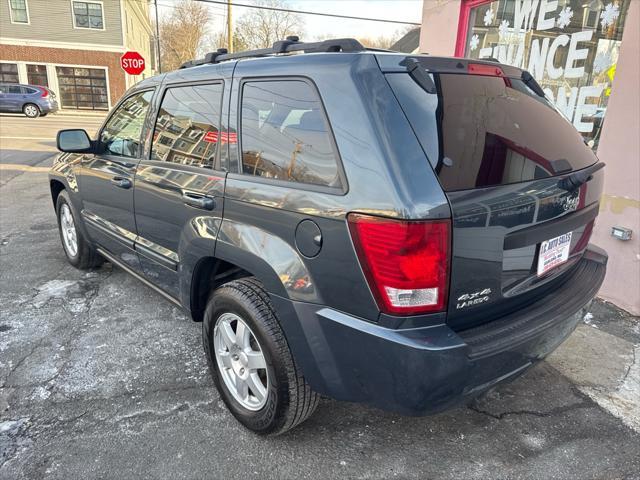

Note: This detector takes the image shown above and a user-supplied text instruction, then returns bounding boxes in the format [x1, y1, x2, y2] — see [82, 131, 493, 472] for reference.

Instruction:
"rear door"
[386, 64, 603, 331]
[133, 81, 227, 299]
[78, 89, 155, 271]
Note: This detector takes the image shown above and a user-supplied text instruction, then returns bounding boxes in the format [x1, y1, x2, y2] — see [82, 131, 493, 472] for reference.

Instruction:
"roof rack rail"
[179, 36, 364, 69]
[180, 48, 229, 69]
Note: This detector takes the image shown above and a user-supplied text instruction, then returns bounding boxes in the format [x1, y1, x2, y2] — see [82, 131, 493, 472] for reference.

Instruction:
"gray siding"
[1, 0, 123, 46]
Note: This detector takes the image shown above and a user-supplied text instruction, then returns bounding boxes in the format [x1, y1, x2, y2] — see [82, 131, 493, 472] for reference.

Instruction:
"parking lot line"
[0, 136, 54, 140]
[0, 163, 50, 172]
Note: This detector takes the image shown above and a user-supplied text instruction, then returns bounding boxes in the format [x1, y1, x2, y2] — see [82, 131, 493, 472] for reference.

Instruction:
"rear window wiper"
[404, 59, 437, 94]
[521, 71, 545, 97]
[557, 162, 605, 191]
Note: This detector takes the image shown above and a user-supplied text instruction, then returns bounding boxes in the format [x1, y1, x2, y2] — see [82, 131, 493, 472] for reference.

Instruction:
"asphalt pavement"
[0, 114, 639, 480]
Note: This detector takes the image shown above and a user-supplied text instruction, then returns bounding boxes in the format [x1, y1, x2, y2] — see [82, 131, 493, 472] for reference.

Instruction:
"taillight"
[468, 63, 504, 77]
[347, 214, 450, 315]
[38, 87, 49, 98]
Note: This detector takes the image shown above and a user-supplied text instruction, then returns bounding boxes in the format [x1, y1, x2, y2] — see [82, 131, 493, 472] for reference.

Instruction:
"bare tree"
[357, 35, 395, 49]
[160, 0, 211, 71]
[357, 26, 416, 50]
[234, 0, 304, 50]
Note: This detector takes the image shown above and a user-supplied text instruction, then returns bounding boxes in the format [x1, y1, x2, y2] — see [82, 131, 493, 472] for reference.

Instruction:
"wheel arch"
[50, 179, 66, 208]
[189, 256, 254, 322]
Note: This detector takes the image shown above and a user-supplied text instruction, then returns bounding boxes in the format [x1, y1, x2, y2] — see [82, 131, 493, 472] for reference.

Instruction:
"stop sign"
[120, 51, 145, 75]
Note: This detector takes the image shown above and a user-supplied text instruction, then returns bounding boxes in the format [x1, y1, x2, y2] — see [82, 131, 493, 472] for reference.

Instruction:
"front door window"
[462, 0, 631, 150]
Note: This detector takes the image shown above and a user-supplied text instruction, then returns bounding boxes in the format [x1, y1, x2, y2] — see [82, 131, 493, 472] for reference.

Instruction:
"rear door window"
[240, 79, 342, 188]
[151, 83, 224, 169]
[388, 71, 598, 191]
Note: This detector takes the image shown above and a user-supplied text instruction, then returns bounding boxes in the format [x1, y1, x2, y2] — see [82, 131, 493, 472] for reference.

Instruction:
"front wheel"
[203, 278, 319, 435]
[23, 103, 40, 118]
[56, 190, 103, 269]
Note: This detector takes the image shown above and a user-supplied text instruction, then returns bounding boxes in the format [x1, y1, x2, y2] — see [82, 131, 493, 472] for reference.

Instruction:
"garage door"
[56, 66, 109, 110]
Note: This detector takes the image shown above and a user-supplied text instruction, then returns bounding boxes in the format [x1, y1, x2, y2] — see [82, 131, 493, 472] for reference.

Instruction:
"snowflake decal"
[498, 20, 510, 39]
[593, 52, 612, 73]
[557, 7, 573, 29]
[483, 8, 494, 26]
[600, 3, 620, 29]
[469, 34, 480, 51]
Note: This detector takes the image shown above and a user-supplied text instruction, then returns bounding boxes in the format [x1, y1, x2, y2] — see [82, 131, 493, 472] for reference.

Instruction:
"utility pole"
[154, 0, 162, 73]
[227, 0, 233, 53]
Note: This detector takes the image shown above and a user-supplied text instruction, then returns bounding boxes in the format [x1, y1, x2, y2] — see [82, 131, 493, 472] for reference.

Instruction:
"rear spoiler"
[386, 56, 547, 98]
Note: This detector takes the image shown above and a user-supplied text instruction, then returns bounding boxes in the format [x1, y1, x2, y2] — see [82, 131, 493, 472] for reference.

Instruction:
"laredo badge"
[456, 288, 492, 310]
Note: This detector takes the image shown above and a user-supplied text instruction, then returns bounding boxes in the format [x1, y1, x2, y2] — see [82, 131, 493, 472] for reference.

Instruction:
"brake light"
[347, 214, 450, 315]
[37, 87, 49, 98]
[468, 63, 504, 77]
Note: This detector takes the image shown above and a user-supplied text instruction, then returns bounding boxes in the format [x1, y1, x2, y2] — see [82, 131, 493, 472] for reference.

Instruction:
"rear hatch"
[383, 56, 604, 331]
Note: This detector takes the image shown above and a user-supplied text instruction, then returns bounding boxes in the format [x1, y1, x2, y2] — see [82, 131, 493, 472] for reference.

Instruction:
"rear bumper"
[39, 100, 58, 113]
[271, 245, 607, 415]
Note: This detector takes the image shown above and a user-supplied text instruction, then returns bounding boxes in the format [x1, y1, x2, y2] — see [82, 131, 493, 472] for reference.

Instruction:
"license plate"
[537, 232, 572, 276]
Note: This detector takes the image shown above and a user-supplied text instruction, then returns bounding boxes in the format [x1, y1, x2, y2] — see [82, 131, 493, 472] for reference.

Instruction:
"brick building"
[0, 0, 155, 111]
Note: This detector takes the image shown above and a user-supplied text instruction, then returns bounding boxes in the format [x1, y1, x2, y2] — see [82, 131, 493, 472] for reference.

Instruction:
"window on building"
[240, 80, 341, 188]
[151, 83, 223, 169]
[56, 67, 108, 110]
[99, 90, 154, 158]
[9, 0, 29, 23]
[462, 0, 631, 150]
[72, 1, 104, 29]
[26, 64, 48, 87]
[0, 63, 19, 83]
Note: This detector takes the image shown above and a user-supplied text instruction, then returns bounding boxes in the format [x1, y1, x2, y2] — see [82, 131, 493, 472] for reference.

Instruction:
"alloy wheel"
[60, 204, 78, 258]
[213, 312, 268, 411]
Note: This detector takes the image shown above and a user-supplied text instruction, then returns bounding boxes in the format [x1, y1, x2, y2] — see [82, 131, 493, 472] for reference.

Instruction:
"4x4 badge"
[456, 288, 492, 309]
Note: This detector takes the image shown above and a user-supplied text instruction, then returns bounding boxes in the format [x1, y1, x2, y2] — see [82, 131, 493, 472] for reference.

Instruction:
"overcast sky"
[155, 0, 423, 42]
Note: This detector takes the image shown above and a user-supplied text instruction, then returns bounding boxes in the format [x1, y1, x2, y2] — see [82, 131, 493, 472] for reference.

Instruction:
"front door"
[78, 89, 154, 271]
[134, 82, 226, 300]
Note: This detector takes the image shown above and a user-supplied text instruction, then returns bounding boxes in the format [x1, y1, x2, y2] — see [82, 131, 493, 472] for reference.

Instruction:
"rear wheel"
[23, 103, 40, 118]
[56, 190, 102, 269]
[203, 278, 319, 435]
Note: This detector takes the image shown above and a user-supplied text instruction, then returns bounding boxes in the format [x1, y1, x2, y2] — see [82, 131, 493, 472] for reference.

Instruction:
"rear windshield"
[387, 72, 598, 192]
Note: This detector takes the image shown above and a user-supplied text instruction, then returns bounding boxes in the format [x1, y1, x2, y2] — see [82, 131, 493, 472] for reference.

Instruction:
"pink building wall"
[590, 0, 640, 315]
[419, 0, 640, 314]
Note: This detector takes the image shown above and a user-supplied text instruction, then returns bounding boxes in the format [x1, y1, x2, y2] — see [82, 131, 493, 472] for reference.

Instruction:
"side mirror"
[56, 129, 93, 153]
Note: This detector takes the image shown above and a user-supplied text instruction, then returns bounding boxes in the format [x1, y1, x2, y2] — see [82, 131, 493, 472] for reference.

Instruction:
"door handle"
[182, 192, 215, 210]
[111, 176, 132, 189]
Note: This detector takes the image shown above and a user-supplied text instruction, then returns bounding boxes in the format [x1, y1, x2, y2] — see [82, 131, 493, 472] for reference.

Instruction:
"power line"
[193, 0, 421, 25]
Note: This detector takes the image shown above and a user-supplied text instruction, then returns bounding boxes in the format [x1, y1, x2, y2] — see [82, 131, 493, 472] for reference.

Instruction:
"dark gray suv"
[49, 38, 607, 435]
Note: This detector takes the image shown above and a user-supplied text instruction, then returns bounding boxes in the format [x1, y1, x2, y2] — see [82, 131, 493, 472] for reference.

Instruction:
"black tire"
[203, 277, 319, 435]
[23, 103, 40, 118]
[56, 190, 103, 269]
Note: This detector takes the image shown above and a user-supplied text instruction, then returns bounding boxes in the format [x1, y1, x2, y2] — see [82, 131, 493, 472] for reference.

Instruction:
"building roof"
[391, 28, 421, 54]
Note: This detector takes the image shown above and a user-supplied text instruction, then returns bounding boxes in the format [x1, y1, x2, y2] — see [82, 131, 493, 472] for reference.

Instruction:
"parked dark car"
[49, 38, 607, 435]
[0, 83, 58, 117]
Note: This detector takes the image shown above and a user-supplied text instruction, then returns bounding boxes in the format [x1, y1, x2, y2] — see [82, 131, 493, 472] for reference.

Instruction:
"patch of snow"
[33, 280, 79, 308]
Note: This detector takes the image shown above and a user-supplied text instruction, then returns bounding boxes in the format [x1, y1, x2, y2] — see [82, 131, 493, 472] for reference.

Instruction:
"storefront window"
[0, 63, 19, 83]
[463, 0, 630, 150]
[26, 64, 48, 87]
